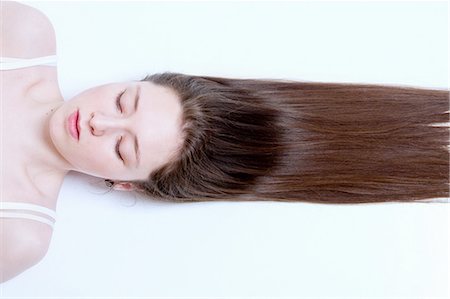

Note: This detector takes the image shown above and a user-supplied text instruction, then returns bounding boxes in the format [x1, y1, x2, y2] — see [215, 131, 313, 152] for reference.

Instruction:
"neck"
[30, 99, 72, 178]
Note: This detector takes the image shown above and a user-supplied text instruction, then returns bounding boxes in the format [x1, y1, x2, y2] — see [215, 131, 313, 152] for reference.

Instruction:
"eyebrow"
[134, 85, 141, 168]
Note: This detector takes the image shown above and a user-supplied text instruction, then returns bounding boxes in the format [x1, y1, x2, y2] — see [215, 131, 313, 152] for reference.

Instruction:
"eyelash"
[115, 89, 126, 162]
[116, 136, 124, 162]
[116, 90, 125, 113]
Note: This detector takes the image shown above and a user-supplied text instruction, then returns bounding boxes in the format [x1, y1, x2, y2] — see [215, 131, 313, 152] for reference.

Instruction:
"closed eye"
[116, 136, 124, 162]
[115, 89, 126, 163]
[116, 90, 125, 113]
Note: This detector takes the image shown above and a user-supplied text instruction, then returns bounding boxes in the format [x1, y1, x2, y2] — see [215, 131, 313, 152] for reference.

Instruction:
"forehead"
[137, 80, 183, 127]
[135, 80, 185, 172]
[140, 81, 179, 107]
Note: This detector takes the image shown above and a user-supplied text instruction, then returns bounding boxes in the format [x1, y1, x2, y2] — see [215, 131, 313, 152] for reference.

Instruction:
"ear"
[112, 182, 142, 192]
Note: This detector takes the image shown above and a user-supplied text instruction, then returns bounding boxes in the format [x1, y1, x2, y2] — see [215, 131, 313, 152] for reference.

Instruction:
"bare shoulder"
[0, 218, 53, 283]
[0, 1, 57, 58]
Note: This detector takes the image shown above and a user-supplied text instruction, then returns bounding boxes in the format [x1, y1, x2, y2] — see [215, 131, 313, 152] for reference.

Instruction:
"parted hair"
[107, 72, 449, 204]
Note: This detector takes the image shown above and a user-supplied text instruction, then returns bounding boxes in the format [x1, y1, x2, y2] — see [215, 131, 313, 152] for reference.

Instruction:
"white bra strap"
[0, 212, 55, 229]
[0, 55, 58, 70]
[0, 202, 57, 220]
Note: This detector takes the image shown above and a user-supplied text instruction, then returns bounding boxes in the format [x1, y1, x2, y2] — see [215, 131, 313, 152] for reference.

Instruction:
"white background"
[1, 1, 449, 298]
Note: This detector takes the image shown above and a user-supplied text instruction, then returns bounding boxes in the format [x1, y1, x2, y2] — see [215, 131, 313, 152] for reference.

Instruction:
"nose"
[89, 112, 128, 136]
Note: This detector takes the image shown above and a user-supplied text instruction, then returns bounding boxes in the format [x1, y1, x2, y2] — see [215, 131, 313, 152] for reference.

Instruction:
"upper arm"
[0, 1, 57, 58]
[0, 219, 52, 283]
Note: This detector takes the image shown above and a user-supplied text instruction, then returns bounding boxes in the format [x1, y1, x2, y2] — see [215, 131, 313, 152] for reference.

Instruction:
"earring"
[105, 179, 115, 187]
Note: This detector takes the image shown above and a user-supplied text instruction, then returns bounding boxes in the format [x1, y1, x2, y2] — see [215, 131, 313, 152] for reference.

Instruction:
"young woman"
[1, 2, 448, 283]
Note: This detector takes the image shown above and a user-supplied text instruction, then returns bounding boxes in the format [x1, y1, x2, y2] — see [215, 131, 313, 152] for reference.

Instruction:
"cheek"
[76, 147, 112, 168]
[74, 154, 118, 177]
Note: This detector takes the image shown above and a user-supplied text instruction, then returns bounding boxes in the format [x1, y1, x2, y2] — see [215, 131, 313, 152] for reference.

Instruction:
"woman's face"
[49, 81, 184, 182]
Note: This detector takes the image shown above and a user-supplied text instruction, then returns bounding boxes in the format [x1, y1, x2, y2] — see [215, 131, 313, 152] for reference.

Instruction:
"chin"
[48, 113, 64, 153]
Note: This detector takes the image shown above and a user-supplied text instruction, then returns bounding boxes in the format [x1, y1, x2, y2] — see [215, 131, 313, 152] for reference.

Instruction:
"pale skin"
[48, 81, 185, 183]
[1, 1, 184, 283]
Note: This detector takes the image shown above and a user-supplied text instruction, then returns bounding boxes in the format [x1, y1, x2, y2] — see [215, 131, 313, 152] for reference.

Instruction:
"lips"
[76, 111, 81, 138]
[68, 110, 79, 140]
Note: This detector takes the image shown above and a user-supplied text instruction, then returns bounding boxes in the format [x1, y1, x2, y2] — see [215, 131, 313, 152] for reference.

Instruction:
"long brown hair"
[122, 72, 449, 204]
